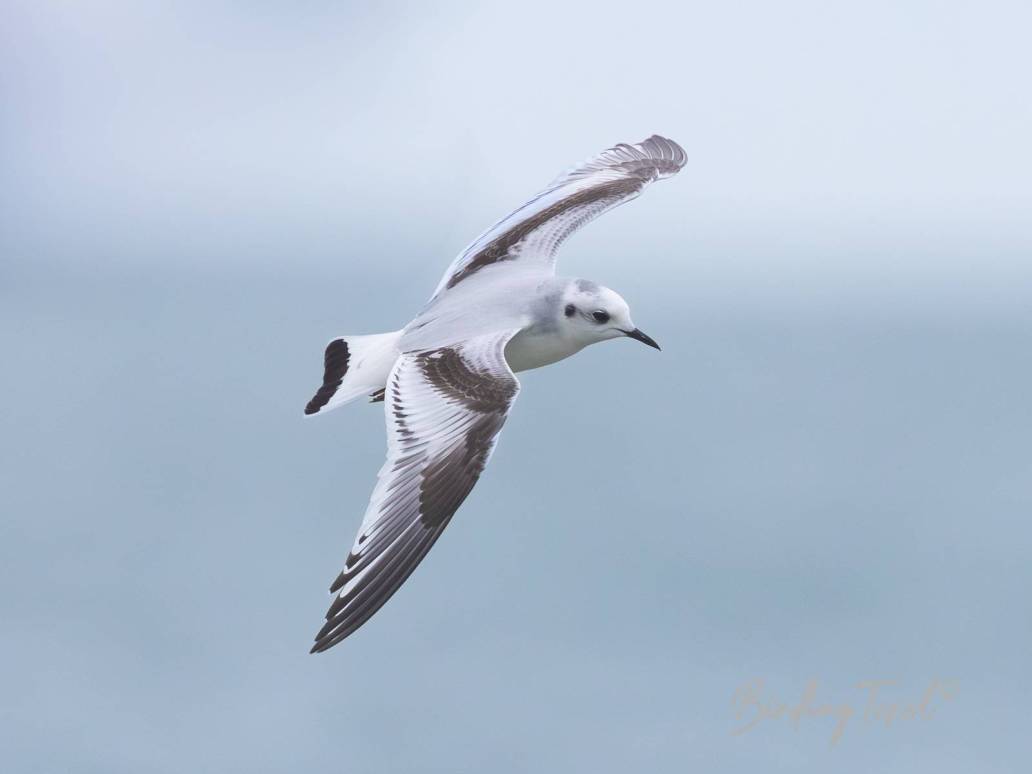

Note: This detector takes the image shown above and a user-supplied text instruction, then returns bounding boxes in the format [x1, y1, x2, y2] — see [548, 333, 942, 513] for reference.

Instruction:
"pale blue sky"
[2, 2, 1030, 772]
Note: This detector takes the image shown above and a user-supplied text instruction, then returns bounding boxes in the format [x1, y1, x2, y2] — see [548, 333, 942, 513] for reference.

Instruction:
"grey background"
[2, 2, 1030, 772]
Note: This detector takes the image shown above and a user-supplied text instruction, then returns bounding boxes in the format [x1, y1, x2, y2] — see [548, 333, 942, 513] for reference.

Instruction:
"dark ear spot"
[564, 304, 576, 317]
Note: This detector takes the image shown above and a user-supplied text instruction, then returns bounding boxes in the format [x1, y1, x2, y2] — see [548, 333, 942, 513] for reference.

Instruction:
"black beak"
[624, 328, 661, 351]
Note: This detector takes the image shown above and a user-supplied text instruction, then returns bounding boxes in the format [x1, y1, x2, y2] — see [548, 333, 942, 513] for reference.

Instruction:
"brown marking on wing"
[445, 177, 639, 289]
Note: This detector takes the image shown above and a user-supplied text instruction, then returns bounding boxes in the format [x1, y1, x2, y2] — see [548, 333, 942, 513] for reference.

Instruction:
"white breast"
[504, 328, 586, 373]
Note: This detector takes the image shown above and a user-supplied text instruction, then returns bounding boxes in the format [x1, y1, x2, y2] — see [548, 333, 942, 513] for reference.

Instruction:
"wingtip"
[329, 571, 347, 594]
[310, 628, 347, 654]
[638, 134, 686, 174]
[310, 623, 337, 654]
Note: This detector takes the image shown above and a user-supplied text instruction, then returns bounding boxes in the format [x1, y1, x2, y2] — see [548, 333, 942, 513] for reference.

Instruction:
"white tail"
[304, 330, 402, 416]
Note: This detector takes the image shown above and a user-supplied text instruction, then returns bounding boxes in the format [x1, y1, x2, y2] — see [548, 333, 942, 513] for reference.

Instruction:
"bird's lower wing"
[311, 329, 521, 652]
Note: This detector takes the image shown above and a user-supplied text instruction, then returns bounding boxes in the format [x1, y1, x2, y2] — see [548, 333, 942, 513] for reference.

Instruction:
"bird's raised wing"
[311, 330, 520, 652]
[430, 135, 686, 301]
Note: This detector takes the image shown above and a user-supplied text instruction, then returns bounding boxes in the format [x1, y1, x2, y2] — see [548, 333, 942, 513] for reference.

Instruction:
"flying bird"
[305, 135, 685, 652]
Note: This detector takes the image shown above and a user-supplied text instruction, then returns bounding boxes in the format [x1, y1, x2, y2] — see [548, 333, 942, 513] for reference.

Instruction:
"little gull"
[305, 135, 685, 652]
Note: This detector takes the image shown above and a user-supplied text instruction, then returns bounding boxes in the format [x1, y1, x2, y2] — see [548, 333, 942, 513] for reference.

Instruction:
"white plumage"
[307, 135, 685, 652]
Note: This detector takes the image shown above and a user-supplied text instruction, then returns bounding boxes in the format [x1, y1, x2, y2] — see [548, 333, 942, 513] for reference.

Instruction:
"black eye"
[564, 304, 576, 317]
[592, 310, 610, 324]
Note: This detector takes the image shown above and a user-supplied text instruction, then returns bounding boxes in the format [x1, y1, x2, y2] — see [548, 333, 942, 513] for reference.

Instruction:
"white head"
[558, 279, 660, 351]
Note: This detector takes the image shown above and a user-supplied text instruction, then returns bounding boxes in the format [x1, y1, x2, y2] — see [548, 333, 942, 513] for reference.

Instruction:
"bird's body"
[305, 136, 685, 652]
[409, 274, 609, 372]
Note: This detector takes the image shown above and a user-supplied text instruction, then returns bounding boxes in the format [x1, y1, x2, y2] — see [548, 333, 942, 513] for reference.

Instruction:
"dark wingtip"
[309, 638, 336, 654]
[328, 571, 347, 594]
[310, 621, 335, 654]
[310, 626, 348, 654]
